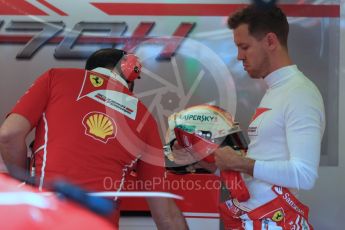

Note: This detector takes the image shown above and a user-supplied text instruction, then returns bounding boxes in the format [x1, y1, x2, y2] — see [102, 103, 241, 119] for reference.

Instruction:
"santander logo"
[274, 186, 305, 216]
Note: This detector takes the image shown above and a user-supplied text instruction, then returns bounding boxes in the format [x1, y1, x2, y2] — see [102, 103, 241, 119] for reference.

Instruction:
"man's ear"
[265, 32, 279, 50]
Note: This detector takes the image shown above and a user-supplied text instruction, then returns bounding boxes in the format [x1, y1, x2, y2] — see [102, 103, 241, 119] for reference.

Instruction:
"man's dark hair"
[85, 48, 126, 71]
[228, 4, 289, 47]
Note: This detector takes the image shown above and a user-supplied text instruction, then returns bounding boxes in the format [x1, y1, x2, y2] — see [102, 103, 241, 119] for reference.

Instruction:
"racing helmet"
[165, 104, 248, 165]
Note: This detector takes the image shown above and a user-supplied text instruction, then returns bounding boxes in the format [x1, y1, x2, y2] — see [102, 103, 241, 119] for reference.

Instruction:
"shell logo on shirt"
[90, 74, 104, 87]
[82, 112, 117, 143]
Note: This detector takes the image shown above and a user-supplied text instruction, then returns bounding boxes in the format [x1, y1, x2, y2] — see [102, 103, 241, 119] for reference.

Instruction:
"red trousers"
[219, 186, 313, 230]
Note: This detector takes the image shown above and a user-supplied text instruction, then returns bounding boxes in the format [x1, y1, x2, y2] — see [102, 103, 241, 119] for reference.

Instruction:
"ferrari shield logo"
[272, 210, 284, 222]
[90, 74, 104, 87]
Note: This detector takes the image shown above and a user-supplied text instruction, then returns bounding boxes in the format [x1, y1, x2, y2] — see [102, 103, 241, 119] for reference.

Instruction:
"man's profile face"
[233, 24, 270, 79]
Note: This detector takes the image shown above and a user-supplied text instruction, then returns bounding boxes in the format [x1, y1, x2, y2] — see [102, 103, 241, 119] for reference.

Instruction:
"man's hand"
[170, 142, 217, 173]
[214, 146, 255, 176]
[171, 142, 199, 165]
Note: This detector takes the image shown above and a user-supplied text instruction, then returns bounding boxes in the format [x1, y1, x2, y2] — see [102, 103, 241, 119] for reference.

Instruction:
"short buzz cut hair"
[228, 4, 289, 48]
[85, 48, 126, 71]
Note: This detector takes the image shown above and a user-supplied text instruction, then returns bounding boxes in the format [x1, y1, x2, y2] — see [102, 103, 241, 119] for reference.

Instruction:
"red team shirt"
[11, 68, 165, 194]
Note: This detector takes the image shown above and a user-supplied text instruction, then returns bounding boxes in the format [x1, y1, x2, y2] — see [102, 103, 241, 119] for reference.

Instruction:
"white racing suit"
[218, 65, 325, 230]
